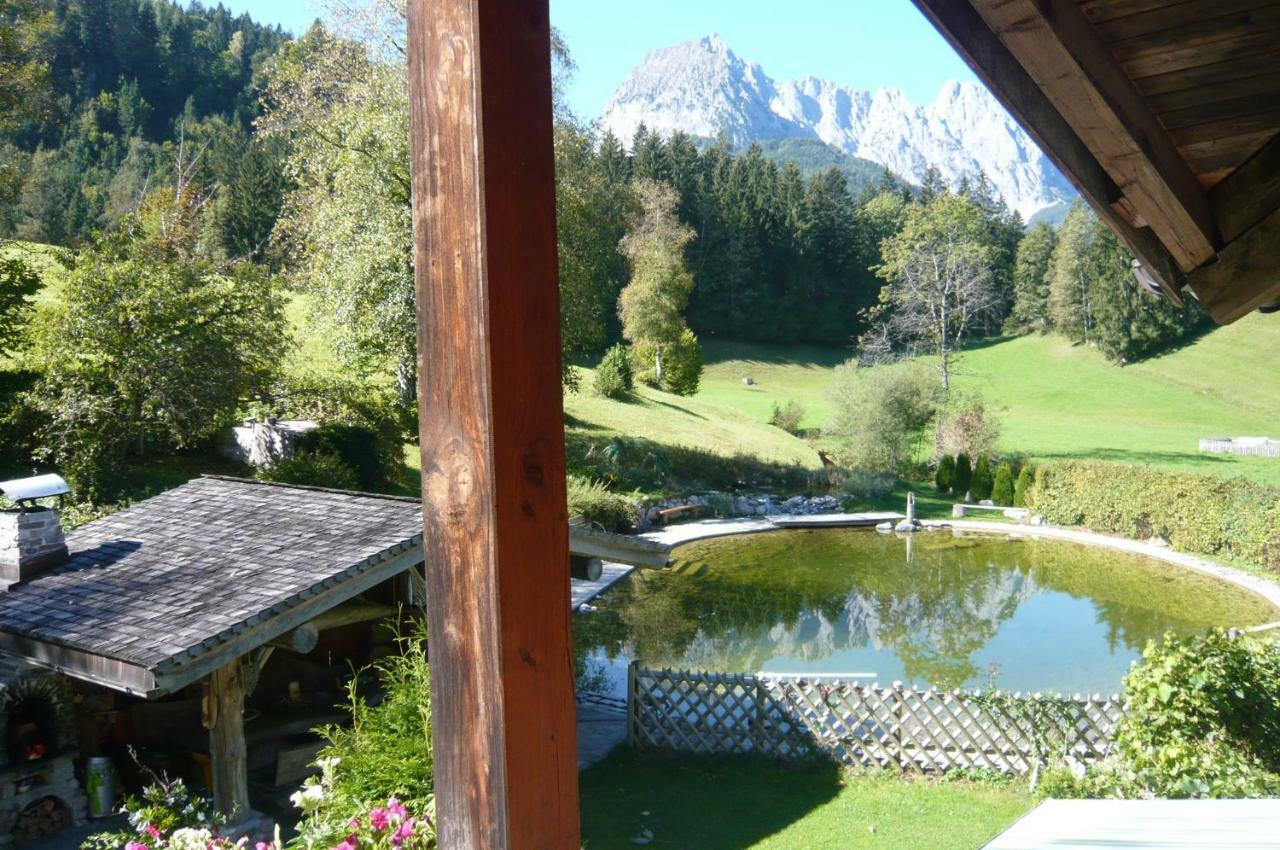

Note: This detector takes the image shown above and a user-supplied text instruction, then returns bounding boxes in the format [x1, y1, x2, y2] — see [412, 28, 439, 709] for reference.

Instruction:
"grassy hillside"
[700, 317, 1280, 486]
[565, 366, 821, 470]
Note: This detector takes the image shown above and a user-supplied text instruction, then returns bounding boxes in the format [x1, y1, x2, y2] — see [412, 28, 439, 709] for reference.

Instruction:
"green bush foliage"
[971, 456, 994, 501]
[1112, 630, 1280, 797]
[26, 234, 285, 501]
[592, 343, 633, 399]
[827, 360, 941, 475]
[659, 328, 704, 397]
[992, 461, 1014, 506]
[768, 399, 806, 435]
[840, 469, 896, 509]
[935, 455, 956, 493]
[566, 433, 819, 496]
[293, 423, 403, 493]
[1013, 466, 1033, 507]
[258, 452, 361, 491]
[954, 453, 973, 495]
[297, 629, 434, 847]
[567, 475, 637, 532]
[1027, 461, 1280, 570]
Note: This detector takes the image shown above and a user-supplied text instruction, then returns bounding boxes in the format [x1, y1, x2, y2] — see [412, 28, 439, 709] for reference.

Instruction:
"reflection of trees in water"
[574, 530, 1277, 690]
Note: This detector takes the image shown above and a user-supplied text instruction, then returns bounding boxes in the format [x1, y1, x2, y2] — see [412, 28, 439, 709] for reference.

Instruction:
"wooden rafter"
[407, 1, 580, 848]
[966, 0, 1218, 271]
[910, 0, 1187, 297]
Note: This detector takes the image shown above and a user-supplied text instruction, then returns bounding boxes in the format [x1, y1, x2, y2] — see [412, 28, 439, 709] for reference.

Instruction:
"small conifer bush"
[954, 453, 973, 496]
[971, 455, 994, 501]
[593, 344, 633, 399]
[935, 455, 956, 493]
[992, 461, 1015, 505]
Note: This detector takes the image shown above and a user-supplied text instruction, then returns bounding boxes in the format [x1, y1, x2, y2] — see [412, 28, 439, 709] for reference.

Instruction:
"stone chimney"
[0, 507, 68, 589]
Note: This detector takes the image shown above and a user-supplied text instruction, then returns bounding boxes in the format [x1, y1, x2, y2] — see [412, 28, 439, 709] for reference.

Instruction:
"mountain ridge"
[600, 34, 1075, 220]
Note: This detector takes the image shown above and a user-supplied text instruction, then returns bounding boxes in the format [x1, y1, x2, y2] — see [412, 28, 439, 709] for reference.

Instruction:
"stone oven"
[0, 661, 85, 846]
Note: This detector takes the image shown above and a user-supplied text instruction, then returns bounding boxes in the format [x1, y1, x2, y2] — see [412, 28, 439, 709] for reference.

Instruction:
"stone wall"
[636, 492, 841, 530]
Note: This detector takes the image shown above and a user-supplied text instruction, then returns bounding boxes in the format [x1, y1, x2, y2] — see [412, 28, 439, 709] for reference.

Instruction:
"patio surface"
[984, 798, 1280, 849]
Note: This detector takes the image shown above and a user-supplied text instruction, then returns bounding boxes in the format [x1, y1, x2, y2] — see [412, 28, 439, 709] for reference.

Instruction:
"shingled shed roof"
[0, 476, 425, 697]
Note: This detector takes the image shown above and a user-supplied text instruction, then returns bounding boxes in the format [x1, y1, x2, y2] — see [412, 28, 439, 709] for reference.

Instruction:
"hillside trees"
[862, 193, 1002, 391]
[1008, 221, 1056, 332]
[26, 216, 286, 499]
[1048, 200, 1095, 344]
[618, 179, 701, 394]
[828, 360, 940, 473]
[260, 24, 417, 406]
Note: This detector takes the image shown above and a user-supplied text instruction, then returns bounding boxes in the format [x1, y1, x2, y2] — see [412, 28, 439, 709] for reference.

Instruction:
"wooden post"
[205, 662, 250, 822]
[407, 1, 578, 848]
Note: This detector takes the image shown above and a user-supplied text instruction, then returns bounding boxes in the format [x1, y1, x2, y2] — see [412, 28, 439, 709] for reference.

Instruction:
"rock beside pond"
[636, 492, 843, 529]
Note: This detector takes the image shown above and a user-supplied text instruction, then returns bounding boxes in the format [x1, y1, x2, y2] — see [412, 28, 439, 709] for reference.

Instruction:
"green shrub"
[840, 469, 895, 507]
[971, 456, 994, 500]
[1027, 461, 1280, 570]
[768, 399, 806, 435]
[827, 360, 941, 475]
[661, 328, 703, 396]
[592, 344, 633, 399]
[954, 453, 973, 495]
[293, 422, 404, 492]
[992, 461, 1014, 506]
[259, 451, 360, 490]
[566, 433, 818, 495]
[1013, 466, 1033, 507]
[567, 475, 637, 532]
[935, 455, 956, 493]
[296, 629, 434, 848]
[1113, 630, 1280, 797]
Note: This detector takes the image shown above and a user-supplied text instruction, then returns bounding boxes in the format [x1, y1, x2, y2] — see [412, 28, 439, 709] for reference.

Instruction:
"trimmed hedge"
[1028, 461, 1280, 571]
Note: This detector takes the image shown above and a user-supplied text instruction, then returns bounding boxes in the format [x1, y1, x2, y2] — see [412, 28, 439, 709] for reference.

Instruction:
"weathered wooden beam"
[407, 1, 579, 848]
[268, 622, 319, 654]
[1210, 131, 1280, 245]
[309, 601, 399, 632]
[967, 0, 1218, 271]
[910, 0, 1187, 295]
[1188, 204, 1280, 323]
[205, 661, 250, 822]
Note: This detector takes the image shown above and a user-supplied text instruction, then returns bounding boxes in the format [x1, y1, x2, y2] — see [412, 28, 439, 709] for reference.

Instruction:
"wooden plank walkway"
[984, 799, 1280, 849]
[570, 562, 632, 610]
[767, 511, 905, 528]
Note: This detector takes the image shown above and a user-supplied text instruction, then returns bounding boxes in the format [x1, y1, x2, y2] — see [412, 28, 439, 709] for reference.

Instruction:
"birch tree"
[618, 179, 699, 392]
[861, 193, 1000, 391]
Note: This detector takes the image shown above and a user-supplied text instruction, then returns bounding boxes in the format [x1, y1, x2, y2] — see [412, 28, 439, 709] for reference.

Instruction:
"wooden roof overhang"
[912, 0, 1280, 323]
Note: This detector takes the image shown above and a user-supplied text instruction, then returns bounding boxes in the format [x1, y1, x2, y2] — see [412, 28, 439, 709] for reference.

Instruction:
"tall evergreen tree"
[1009, 222, 1057, 333]
[1048, 200, 1095, 344]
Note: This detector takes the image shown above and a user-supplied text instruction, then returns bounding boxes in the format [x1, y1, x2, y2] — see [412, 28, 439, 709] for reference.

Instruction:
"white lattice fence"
[628, 663, 1125, 774]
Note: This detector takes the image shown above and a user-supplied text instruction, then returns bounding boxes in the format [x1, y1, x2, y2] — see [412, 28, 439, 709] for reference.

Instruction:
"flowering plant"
[290, 758, 435, 850]
[80, 769, 244, 850]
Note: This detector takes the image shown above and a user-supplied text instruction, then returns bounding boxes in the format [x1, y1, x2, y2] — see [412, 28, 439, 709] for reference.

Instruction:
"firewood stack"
[10, 798, 71, 845]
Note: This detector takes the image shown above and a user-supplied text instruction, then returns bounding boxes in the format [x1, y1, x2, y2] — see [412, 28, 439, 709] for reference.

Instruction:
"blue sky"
[223, 0, 977, 119]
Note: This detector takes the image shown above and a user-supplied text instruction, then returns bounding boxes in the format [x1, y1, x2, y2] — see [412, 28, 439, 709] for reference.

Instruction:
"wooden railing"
[628, 663, 1125, 775]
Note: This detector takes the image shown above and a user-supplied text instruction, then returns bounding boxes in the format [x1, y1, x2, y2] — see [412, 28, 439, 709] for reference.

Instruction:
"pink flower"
[146, 825, 163, 839]
[256, 842, 273, 850]
[333, 833, 359, 850]
[389, 818, 416, 848]
[386, 798, 407, 821]
[126, 843, 149, 850]
[368, 808, 390, 831]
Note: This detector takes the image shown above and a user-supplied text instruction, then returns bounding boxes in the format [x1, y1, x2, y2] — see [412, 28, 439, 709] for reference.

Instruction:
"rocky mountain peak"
[599, 35, 1075, 220]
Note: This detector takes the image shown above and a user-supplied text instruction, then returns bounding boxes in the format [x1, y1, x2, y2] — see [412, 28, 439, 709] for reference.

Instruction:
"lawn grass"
[700, 323, 1280, 486]
[580, 750, 1032, 850]
[564, 366, 822, 471]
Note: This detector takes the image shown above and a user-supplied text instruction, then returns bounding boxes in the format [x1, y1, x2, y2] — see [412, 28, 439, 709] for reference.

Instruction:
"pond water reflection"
[576, 529, 1278, 695]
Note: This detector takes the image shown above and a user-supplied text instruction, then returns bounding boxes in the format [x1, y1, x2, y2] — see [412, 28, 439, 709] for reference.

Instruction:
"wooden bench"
[657, 504, 701, 524]
[952, 503, 1031, 522]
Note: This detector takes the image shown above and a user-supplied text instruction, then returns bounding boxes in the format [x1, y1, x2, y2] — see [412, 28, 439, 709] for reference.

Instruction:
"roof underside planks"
[913, 0, 1280, 324]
